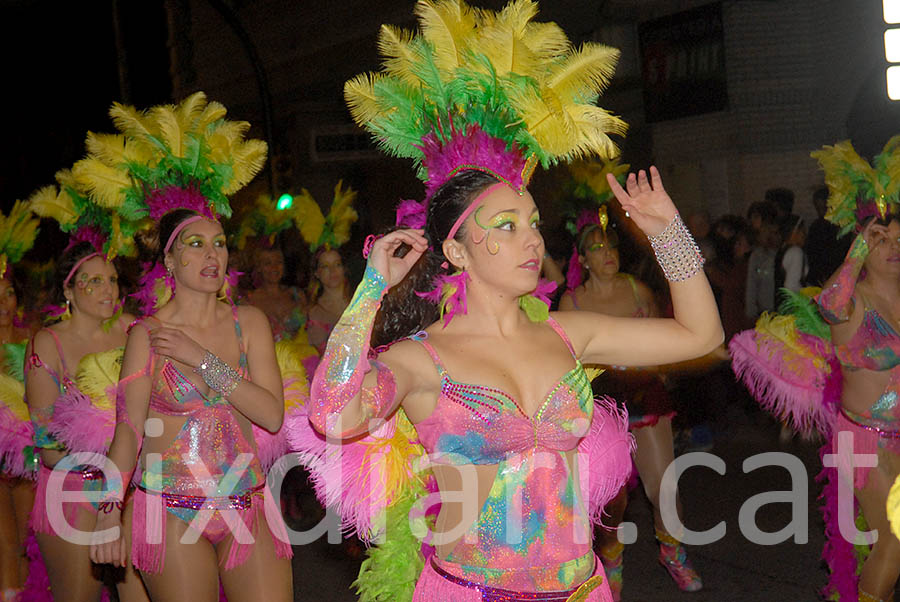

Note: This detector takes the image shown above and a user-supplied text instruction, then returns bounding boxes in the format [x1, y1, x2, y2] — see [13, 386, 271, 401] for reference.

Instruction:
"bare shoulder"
[549, 310, 610, 355]
[235, 303, 267, 325]
[29, 327, 58, 360]
[377, 336, 436, 386]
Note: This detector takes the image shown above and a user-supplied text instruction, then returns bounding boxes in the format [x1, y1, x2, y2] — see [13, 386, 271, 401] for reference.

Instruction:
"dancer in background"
[731, 136, 900, 601]
[561, 206, 703, 599]
[25, 167, 144, 601]
[83, 92, 292, 602]
[294, 182, 357, 355]
[293, 3, 722, 601]
[234, 194, 307, 342]
[0, 202, 40, 602]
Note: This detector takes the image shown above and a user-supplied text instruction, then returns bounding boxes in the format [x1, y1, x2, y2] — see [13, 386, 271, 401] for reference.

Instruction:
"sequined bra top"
[834, 303, 900, 373]
[26, 329, 77, 450]
[413, 317, 594, 464]
[137, 305, 263, 496]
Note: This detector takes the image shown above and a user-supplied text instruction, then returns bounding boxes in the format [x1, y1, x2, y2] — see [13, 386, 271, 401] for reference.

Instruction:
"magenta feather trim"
[566, 246, 583, 291]
[416, 270, 470, 328]
[577, 396, 635, 526]
[221, 269, 243, 304]
[0, 403, 34, 479]
[817, 442, 860, 600]
[43, 304, 68, 319]
[575, 209, 602, 234]
[47, 389, 115, 455]
[146, 185, 213, 221]
[64, 225, 107, 254]
[253, 378, 308, 472]
[132, 262, 173, 316]
[418, 126, 527, 200]
[532, 278, 557, 308]
[729, 330, 837, 439]
[287, 405, 409, 542]
[17, 533, 53, 602]
[395, 199, 427, 229]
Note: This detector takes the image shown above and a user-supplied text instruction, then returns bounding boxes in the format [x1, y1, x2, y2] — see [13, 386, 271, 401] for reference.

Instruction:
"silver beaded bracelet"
[195, 350, 242, 397]
[647, 213, 705, 282]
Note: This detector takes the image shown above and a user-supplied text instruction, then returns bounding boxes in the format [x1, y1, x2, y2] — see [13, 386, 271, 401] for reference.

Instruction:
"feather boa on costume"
[578, 397, 635, 524]
[253, 338, 313, 471]
[0, 372, 33, 479]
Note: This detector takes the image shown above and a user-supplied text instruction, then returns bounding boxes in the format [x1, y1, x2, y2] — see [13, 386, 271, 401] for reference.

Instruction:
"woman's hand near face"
[607, 166, 677, 237]
[368, 229, 428, 289]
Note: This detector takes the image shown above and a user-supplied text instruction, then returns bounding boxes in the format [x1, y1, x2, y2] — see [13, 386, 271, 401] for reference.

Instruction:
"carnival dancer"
[0, 202, 40, 602]
[731, 136, 900, 601]
[24, 167, 145, 601]
[81, 93, 292, 601]
[295, 2, 723, 600]
[234, 194, 308, 342]
[559, 192, 703, 597]
[293, 182, 357, 356]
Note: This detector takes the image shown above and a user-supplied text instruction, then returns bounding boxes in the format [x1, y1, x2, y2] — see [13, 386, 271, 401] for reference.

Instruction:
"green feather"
[777, 288, 831, 341]
[352, 485, 428, 602]
[518, 293, 549, 323]
[2, 342, 26, 382]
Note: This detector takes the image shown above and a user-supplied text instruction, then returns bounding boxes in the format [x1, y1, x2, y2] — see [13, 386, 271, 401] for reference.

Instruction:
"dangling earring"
[62, 299, 71, 320]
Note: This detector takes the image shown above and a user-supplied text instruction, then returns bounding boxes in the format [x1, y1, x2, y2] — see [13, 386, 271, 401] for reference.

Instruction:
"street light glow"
[276, 193, 293, 210]
[887, 28, 900, 62]
[888, 66, 900, 100]
[887, 0, 900, 24]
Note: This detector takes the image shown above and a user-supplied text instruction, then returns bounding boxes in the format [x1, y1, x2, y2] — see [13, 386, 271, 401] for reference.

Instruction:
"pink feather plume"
[146, 185, 213, 221]
[395, 199, 427, 229]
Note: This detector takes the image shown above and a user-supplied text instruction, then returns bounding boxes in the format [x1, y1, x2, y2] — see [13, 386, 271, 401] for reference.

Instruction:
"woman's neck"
[167, 288, 221, 328]
[585, 272, 619, 295]
[318, 286, 345, 307]
[68, 309, 107, 337]
[449, 279, 527, 337]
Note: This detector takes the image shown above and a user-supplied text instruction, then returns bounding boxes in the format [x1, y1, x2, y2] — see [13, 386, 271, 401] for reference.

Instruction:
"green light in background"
[276, 193, 293, 210]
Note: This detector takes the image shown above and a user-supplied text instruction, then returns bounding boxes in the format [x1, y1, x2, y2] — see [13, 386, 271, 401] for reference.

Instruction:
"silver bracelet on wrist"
[195, 350, 242, 397]
[647, 213, 705, 282]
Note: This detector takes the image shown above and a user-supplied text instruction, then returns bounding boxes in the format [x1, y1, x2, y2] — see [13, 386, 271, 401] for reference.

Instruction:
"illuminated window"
[887, 29, 900, 62]
[889, 66, 900, 100]
[887, 0, 900, 24]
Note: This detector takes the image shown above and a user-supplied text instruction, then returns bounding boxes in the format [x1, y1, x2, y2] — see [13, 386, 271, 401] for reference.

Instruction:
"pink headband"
[164, 215, 206, 254]
[445, 182, 506, 242]
[63, 252, 102, 288]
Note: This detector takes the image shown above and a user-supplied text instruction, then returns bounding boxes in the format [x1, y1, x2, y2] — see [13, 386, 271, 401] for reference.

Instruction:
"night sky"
[2, 1, 170, 258]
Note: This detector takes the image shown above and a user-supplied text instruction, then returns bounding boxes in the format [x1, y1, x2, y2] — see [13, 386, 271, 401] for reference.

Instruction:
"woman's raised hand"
[368, 229, 428, 288]
[607, 166, 678, 237]
[861, 218, 890, 250]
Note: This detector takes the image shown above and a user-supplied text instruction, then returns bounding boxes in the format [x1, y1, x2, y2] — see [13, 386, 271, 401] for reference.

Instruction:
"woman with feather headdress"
[0, 201, 39, 602]
[79, 92, 293, 601]
[293, 2, 722, 601]
[558, 160, 702, 599]
[24, 171, 144, 602]
[730, 137, 900, 602]
[293, 181, 358, 356]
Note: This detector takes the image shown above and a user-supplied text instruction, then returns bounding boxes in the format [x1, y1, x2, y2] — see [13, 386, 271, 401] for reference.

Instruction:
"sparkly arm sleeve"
[817, 234, 868, 324]
[309, 266, 397, 438]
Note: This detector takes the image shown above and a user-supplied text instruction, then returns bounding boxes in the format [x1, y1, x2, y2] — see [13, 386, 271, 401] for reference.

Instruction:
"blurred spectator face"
[715, 221, 735, 240]
[581, 228, 620, 277]
[733, 234, 752, 260]
[687, 212, 711, 239]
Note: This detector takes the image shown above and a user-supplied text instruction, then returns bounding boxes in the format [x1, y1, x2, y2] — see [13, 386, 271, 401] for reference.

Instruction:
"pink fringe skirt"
[412, 554, 613, 602]
[131, 483, 292, 574]
[833, 410, 900, 489]
[29, 464, 102, 538]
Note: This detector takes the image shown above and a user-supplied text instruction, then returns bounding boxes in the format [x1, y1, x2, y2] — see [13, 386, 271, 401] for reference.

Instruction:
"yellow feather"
[522, 21, 570, 64]
[0, 373, 26, 422]
[174, 91, 208, 134]
[85, 132, 153, 167]
[193, 99, 228, 134]
[275, 339, 310, 409]
[71, 158, 131, 208]
[327, 181, 359, 246]
[344, 73, 388, 127]
[881, 135, 900, 198]
[546, 42, 620, 101]
[74, 348, 123, 412]
[224, 139, 268, 195]
[567, 104, 626, 160]
[415, 0, 477, 72]
[27, 185, 78, 226]
[109, 102, 155, 142]
[293, 190, 326, 247]
[378, 25, 421, 86]
[148, 104, 185, 158]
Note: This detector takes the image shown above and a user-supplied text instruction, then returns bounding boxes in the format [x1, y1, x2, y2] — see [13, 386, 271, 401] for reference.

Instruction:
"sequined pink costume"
[818, 236, 900, 488]
[309, 266, 631, 601]
[126, 307, 291, 573]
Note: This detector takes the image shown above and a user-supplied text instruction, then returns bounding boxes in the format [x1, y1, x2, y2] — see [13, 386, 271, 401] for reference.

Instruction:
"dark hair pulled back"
[372, 170, 499, 347]
[135, 209, 202, 266]
[49, 241, 113, 309]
